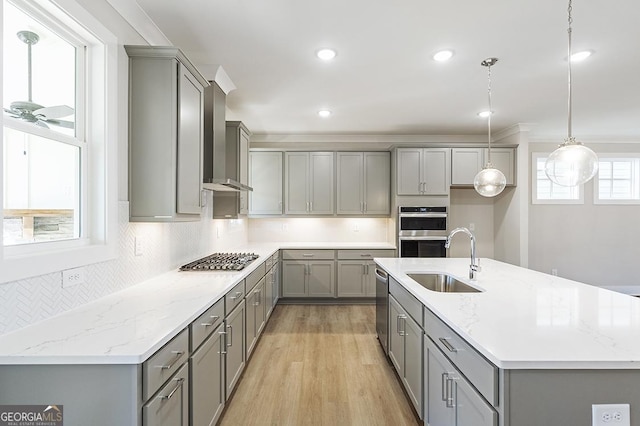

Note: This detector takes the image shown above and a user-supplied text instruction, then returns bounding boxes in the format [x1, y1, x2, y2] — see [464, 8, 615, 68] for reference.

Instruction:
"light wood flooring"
[219, 304, 421, 426]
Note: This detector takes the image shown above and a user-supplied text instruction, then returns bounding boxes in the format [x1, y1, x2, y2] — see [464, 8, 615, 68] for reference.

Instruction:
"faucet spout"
[445, 227, 480, 280]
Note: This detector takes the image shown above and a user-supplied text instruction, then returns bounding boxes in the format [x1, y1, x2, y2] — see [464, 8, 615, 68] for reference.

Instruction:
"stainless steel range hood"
[202, 82, 253, 192]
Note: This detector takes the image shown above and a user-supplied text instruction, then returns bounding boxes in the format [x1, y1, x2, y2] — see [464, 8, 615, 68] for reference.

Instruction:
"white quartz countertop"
[0, 242, 395, 365]
[376, 257, 640, 370]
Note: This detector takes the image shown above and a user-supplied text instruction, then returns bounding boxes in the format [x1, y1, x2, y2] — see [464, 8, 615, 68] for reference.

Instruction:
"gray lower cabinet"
[143, 363, 190, 426]
[281, 250, 335, 298]
[425, 336, 497, 426]
[337, 249, 395, 297]
[388, 294, 423, 417]
[246, 277, 266, 359]
[265, 254, 280, 320]
[225, 300, 246, 398]
[190, 324, 225, 426]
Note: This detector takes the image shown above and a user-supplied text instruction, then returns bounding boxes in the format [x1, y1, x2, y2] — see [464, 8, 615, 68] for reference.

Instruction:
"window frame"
[0, 0, 118, 283]
[531, 152, 584, 205]
[594, 153, 640, 205]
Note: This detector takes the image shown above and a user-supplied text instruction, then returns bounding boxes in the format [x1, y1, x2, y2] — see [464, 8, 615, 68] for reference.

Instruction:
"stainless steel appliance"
[179, 252, 259, 271]
[398, 206, 447, 258]
[375, 267, 389, 355]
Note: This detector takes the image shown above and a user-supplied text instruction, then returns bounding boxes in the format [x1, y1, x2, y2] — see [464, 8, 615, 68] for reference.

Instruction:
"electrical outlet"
[469, 223, 475, 231]
[134, 236, 144, 256]
[551, 268, 558, 276]
[62, 267, 86, 288]
[592, 404, 630, 426]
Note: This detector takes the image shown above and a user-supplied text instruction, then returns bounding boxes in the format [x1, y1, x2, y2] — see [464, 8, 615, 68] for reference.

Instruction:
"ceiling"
[135, 0, 640, 139]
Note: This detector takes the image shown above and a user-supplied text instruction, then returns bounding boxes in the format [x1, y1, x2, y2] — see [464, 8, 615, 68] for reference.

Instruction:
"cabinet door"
[388, 296, 405, 375]
[423, 148, 451, 195]
[364, 262, 377, 297]
[337, 261, 366, 297]
[225, 301, 245, 398]
[403, 313, 423, 418]
[143, 363, 189, 426]
[285, 152, 310, 214]
[256, 278, 267, 336]
[265, 267, 274, 319]
[246, 287, 258, 359]
[451, 148, 484, 185]
[190, 326, 224, 426]
[397, 148, 423, 195]
[364, 152, 390, 215]
[336, 152, 364, 214]
[273, 260, 280, 306]
[176, 64, 203, 215]
[425, 336, 455, 426]
[282, 261, 307, 297]
[454, 373, 498, 426]
[309, 152, 334, 214]
[238, 127, 250, 215]
[484, 147, 515, 186]
[307, 261, 335, 297]
[249, 151, 283, 215]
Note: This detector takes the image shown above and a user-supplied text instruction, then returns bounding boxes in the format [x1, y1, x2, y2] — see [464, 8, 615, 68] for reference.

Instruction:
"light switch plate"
[592, 404, 630, 426]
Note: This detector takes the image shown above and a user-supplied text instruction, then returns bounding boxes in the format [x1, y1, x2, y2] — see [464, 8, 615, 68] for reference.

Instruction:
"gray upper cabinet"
[451, 147, 516, 186]
[337, 152, 390, 215]
[249, 151, 283, 215]
[226, 121, 251, 215]
[126, 46, 208, 222]
[397, 148, 450, 195]
[285, 152, 334, 215]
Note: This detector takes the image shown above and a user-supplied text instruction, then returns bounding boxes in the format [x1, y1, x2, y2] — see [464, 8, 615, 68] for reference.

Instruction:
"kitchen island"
[376, 257, 640, 426]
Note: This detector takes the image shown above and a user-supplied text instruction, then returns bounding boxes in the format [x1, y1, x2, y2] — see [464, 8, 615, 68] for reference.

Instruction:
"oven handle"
[399, 213, 448, 218]
[398, 236, 447, 241]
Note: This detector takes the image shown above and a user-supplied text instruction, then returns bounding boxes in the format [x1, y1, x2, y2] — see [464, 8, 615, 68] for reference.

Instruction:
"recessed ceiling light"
[570, 50, 592, 62]
[477, 110, 493, 118]
[433, 50, 454, 62]
[318, 110, 332, 118]
[316, 48, 337, 61]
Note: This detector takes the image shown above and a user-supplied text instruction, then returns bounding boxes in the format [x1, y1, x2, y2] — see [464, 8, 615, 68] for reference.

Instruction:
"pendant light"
[474, 58, 507, 197]
[544, 0, 598, 187]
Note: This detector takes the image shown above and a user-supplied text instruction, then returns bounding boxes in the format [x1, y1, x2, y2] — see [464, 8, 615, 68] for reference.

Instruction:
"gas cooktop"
[179, 252, 259, 271]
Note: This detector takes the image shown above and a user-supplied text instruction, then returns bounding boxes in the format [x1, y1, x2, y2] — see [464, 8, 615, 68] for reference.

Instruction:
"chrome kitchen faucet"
[445, 227, 480, 280]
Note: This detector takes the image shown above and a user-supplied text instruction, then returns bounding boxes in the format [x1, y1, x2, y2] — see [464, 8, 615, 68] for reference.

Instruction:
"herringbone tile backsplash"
[0, 194, 249, 335]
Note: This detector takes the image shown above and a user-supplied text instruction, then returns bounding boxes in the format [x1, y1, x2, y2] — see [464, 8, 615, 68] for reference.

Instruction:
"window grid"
[532, 154, 581, 204]
[596, 156, 640, 204]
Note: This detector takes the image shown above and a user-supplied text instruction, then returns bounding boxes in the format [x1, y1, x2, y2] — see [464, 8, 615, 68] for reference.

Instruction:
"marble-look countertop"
[0, 242, 395, 365]
[376, 257, 640, 370]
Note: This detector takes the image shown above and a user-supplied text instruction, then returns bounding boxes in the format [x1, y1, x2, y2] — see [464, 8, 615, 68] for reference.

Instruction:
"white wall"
[449, 188, 495, 259]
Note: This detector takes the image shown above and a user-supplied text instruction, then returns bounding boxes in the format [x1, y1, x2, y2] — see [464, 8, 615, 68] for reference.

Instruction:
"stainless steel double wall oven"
[398, 206, 447, 258]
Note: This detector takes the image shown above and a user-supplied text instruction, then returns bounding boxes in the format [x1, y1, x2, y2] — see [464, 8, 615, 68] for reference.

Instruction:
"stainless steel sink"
[407, 273, 482, 293]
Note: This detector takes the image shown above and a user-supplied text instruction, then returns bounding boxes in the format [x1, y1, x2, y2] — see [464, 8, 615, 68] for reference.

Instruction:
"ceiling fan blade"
[3, 107, 21, 117]
[35, 120, 50, 129]
[34, 105, 74, 119]
[43, 118, 75, 129]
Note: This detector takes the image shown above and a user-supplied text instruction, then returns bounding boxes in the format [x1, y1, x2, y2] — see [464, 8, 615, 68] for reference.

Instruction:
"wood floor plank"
[219, 304, 420, 426]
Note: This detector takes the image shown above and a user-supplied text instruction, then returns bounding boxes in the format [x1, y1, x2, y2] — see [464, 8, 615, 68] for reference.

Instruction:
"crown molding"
[106, 0, 171, 45]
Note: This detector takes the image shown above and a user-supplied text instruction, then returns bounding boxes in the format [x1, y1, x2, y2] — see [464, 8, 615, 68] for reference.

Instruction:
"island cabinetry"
[388, 278, 423, 418]
[126, 46, 208, 222]
[423, 306, 498, 426]
[451, 147, 516, 186]
[397, 148, 450, 195]
[285, 152, 334, 215]
[337, 152, 390, 215]
[249, 151, 283, 215]
[336, 249, 395, 297]
[281, 250, 335, 298]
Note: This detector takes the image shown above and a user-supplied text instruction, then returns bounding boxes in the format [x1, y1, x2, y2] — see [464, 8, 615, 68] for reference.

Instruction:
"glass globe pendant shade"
[544, 138, 599, 187]
[474, 164, 507, 197]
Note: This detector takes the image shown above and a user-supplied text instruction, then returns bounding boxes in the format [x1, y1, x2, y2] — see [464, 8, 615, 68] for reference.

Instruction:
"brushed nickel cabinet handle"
[218, 330, 227, 355]
[227, 324, 233, 347]
[156, 351, 184, 370]
[441, 373, 448, 402]
[439, 337, 458, 353]
[158, 378, 184, 400]
[445, 375, 456, 408]
[201, 314, 220, 327]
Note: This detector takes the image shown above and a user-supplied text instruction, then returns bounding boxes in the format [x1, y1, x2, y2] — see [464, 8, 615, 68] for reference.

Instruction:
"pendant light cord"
[487, 61, 493, 165]
[567, 0, 573, 140]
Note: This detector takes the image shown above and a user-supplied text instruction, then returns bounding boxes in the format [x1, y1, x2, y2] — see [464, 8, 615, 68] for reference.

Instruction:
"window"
[1, 0, 117, 283]
[595, 155, 640, 205]
[532, 152, 583, 204]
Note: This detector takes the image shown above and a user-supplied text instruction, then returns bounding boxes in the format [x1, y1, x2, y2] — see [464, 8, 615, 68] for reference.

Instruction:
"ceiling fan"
[3, 30, 75, 129]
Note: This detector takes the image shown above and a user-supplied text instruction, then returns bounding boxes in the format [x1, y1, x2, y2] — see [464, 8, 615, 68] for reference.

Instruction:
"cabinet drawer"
[246, 262, 266, 293]
[337, 249, 395, 260]
[389, 277, 422, 326]
[271, 252, 280, 264]
[226, 280, 245, 314]
[143, 362, 189, 426]
[143, 328, 189, 401]
[190, 298, 224, 351]
[424, 307, 498, 406]
[282, 249, 335, 260]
